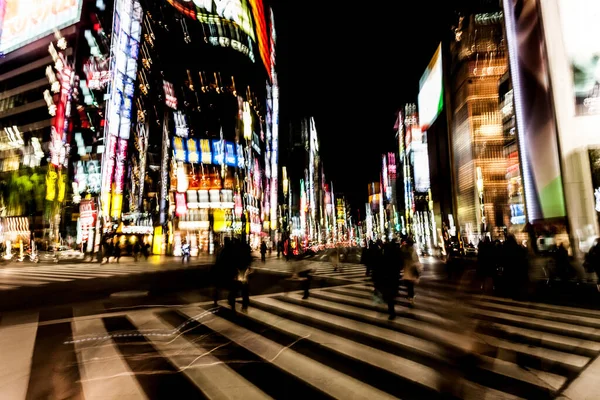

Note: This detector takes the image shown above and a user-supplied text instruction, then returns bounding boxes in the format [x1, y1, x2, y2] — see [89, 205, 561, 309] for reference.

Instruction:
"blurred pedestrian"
[229, 238, 253, 312]
[114, 242, 121, 263]
[102, 239, 112, 264]
[294, 252, 314, 299]
[401, 238, 421, 306]
[584, 238, 600, 291]
[370, 240, 384, 301]
[378, 240, 403, 319]
[554, 242, 572, 281]
[476, 236, 493, 291]
[361, 244, 369, 276]
[133, 241, 141, 262]
[212, 238, 235, 306]
[285, 240, 291, 261]
[260, 241, 267, 263]
[330, 246, 341, 272]
[181, 240, 191, 264]
[142, 242, 150, 260]
[502, 235, 529, 300]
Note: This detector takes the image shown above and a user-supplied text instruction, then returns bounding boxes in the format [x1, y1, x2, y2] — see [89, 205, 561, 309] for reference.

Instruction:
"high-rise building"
[449, 9, 511, 242]
[503, 0, 600, 255]
[396, 102, 440, 253]
[283, 117, 334, 246]
[122, 0, 279, 255]
[0, 0, 280, 257]
[0, 0, 113, 253]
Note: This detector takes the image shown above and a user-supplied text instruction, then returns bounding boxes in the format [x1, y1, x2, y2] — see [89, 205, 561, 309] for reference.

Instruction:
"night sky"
[273, 1, 455, 216]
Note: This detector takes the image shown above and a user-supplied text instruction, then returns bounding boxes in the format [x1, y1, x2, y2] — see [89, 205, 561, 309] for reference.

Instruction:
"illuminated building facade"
[499, 72, 525, 233]
[0, 0, 279, 256]
[449, 10, 511, 243]
[108, 0, 280, 255]
[396, 104, 438, 252]
[0, 0, 111, 252]
[284, 116, 336, 247]
[503, 0, 600, 255]
[378, 152, 400, 240]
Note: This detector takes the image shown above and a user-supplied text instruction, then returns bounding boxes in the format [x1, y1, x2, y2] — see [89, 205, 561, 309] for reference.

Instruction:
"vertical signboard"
[159, 113, 170, 225]
[101, 0, 142, 218]
[111, 138, 128, 218]
[269, 8, 279, 231]
[503, 0, 566, 221]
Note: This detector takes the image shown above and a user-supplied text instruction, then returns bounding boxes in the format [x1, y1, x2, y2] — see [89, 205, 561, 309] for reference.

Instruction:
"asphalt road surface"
[1, 256, 600, 399]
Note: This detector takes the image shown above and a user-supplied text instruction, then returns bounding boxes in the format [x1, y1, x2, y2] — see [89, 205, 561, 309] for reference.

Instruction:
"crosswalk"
[1, 277, 598, 399]
[255, 259, 440, 282]
[0, 262, 202, 291]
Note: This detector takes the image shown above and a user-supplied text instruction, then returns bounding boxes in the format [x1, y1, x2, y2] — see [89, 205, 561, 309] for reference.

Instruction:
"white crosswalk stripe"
[72, 318, 148, 399]
[0, 262, 199, 291]
[2, 279, 600, 399]
[128, 311, 272, 400]
[0, 311, 38, 399]
[256, 260, 440, 283]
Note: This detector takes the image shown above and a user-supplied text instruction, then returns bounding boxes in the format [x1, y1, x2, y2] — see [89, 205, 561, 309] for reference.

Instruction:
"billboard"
[557, 0, 600, 116]
[503, 0, 566, 221]
[0, 0, 83, 54]
[418, 44, 443, 131]
[165, 0, 258, 61]
[412, 143, 431, 193]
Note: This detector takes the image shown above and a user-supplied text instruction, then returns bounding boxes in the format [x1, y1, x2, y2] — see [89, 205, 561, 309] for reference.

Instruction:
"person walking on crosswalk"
[401, 238, 421, 306]
[330, 246, 342, 272]
[379, 239, 403, 319]
[212, 238, 235, 306]
[260, 241, 267, 263]
[228, 238, 253, 313]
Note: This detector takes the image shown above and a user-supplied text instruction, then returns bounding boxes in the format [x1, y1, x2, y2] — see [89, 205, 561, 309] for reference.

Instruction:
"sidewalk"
[0, 253, 216, 268]
[0, 255, 216, 312]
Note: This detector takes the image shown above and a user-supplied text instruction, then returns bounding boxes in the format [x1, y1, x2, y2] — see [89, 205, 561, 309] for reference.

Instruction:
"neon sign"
[200, 139, 212, 164]
[113, 139, 128, 194]
[101, 0, 142, 219]
[187, 138, 199, 163]
[173, 136, 186, 162]
[211, 140, 224, 165]
[225, 142, 237, 166]
[174, 111, 188, 137]
[164, 80, 178, 109]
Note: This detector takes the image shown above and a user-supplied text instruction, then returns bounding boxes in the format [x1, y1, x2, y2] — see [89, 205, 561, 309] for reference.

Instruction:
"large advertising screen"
[0, 0, 83, 55]
[166, 0, 256, 60]
[503, 0, 566, 221]
[166, 0, 255, 40]
[418, 44, 443, 132]
[557, 0, 600, 116]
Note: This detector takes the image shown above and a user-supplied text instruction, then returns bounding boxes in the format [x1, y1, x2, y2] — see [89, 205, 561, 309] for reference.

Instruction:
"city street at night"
[1, 0, 600, 398]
